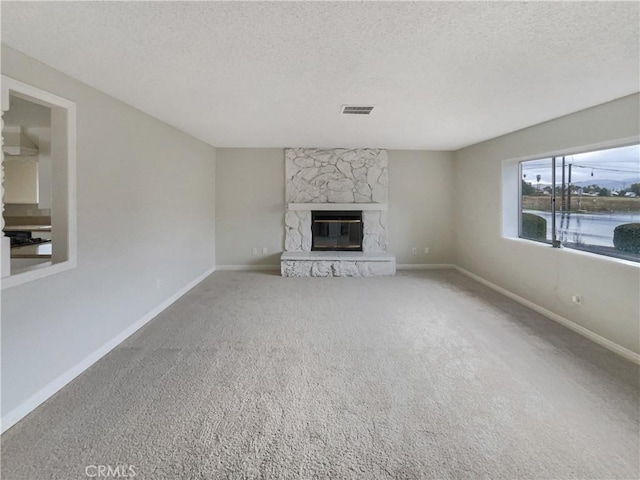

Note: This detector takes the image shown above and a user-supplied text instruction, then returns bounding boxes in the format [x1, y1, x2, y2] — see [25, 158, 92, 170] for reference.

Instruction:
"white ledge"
[287, 203, 387, 211]
[282, 251, 395, 262]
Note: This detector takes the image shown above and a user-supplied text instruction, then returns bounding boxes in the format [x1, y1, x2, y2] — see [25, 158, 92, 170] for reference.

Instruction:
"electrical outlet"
[424, 247, 430, 254]
[412, 247, 417, 255]
[262, 247, 268, 254]
[252, 248, 258, 255]
[571, 294, 582, 306]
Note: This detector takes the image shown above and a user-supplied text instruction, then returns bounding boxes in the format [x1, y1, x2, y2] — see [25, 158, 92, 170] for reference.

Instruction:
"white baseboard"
[216, 265, 280, 271]
[217, 264, 455, 271]
[1, 266, 216, 434]
[397, 264, 455, 270]
[454, 266, 640, 365]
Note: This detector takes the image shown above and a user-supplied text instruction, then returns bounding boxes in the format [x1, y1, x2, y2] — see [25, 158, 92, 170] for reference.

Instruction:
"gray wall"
[388, 150, 454, 265]
[215, 149, 456, 267]
[1, 45, 217, 417]
[215, 148, 285, 267]
[454, 94, 640, 355]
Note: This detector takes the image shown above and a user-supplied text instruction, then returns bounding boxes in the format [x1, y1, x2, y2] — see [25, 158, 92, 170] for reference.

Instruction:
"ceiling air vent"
[341, 105, 375, 115]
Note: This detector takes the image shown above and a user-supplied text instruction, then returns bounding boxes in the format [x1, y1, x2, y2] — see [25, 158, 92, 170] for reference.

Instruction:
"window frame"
[514, 139, 640, 263]
[518, 157, 555, 246]
[1, 76, 77, 289]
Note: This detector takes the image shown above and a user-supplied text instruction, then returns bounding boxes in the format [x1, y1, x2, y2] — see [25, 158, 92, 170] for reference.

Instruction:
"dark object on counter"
[4, 230, 51, 248]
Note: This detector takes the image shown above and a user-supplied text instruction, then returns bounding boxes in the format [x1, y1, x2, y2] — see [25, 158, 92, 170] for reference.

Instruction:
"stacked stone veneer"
[281, 258, 396, 277]
[284, 148, 389, 253]
[286, 148, 388, 204]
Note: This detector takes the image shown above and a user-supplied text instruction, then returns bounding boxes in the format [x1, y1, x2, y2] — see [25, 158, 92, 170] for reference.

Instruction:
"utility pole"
[561, 156, 566, 212]
[567, 163, 572, 212]
[551, 157, 560, 247]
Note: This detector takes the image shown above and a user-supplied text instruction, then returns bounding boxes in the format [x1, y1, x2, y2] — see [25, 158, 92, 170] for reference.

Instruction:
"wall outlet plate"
[424, 247, 429, 254]
[571, 294, 582, 305]
[252, 248, 258, 255]
[262, 247, 268, 254]
[412, 247, 417, 255]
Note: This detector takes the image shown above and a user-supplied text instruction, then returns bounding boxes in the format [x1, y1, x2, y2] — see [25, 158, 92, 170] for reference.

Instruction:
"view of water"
[523, 210, 640, 247]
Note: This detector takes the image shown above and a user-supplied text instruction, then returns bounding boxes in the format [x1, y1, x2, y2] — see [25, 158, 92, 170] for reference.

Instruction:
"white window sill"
[502, 235, 640, 268]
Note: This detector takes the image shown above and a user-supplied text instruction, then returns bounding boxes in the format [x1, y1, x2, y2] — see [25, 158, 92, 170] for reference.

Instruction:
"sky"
[522, 144, 640, 188]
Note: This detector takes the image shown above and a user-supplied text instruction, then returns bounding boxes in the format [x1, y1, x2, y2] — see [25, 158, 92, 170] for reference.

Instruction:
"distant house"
[624, 192, 637, 197]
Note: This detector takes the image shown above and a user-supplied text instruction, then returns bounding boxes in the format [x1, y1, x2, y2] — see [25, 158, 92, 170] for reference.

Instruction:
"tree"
[598, 187, 610, 197]
[521, 180, 536, 195]
[536, 174, 541, 191]
[630, 183, 640, 195]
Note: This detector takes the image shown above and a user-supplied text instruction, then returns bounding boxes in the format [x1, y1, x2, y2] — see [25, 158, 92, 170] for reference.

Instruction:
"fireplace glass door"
[311, 211, 362, 251]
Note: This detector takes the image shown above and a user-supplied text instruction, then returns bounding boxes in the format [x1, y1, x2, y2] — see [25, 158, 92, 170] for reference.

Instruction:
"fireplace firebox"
[311, 211, 363, 251]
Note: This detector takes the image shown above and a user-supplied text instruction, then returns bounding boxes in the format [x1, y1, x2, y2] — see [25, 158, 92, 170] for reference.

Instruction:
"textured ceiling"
[2, 1, 638, 150]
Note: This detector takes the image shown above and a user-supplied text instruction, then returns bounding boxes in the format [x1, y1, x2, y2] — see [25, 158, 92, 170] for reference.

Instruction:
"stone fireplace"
[281, 148, 396, 277]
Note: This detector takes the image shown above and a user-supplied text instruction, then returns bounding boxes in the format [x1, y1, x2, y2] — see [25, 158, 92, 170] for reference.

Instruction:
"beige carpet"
[1, 270, 638, 479]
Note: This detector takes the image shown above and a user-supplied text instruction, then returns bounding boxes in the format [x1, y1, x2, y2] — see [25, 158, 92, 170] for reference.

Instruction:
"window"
[1, 76, 76, 288]
[519, 144, 640, 263]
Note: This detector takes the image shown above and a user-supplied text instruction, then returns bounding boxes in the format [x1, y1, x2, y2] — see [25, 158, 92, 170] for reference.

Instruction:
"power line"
[522, 162, 639, 176]
[569, 163, 639, 174]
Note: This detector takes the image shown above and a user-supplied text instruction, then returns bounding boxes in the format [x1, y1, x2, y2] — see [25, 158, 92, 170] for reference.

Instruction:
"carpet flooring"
[1, 270, 639, 479]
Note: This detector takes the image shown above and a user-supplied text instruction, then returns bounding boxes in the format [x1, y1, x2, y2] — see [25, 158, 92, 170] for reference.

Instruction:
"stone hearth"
[281, 252, 396, 277]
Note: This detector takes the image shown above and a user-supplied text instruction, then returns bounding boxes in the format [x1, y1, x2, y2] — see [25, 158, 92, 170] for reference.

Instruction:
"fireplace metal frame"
[311, 210, 363, 252]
